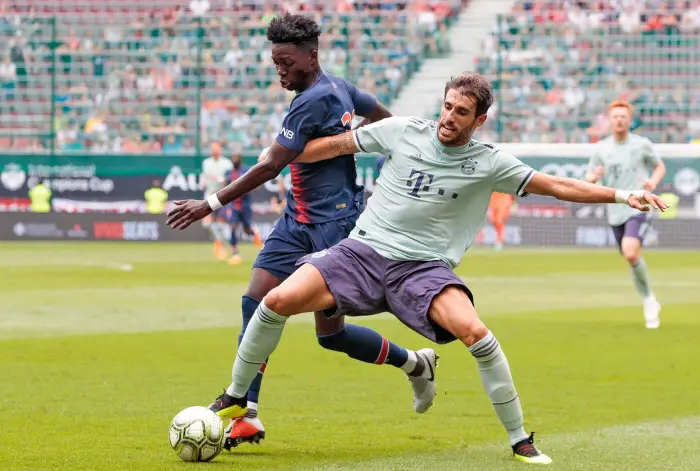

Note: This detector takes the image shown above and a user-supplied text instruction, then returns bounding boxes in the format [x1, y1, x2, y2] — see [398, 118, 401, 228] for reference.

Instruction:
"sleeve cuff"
[352, 129, 368, 153]
[275, 135, 305, 153]
[516, 169, 536, 197]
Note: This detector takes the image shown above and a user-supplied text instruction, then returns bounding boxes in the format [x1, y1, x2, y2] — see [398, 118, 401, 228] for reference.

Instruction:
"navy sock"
[229, 227, 238, 252]
[239, 295, 266, 404]
[317, 324, 409, 367]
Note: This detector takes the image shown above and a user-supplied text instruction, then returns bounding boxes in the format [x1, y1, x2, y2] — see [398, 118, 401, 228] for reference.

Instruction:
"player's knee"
[621, 245, 640, 265]
[317, 328, 346, 352]
[262, 288, 288, 314]
[457, 320, 489, 348]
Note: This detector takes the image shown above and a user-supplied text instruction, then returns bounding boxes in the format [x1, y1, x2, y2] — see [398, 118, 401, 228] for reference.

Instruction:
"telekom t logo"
[406, 169, 434, 198]
[406, 168, 459, 199]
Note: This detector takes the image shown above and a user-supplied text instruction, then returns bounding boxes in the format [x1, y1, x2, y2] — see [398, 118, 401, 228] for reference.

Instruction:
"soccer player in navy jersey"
[224, 149, 262, 266]
[167, 14, 436, 448]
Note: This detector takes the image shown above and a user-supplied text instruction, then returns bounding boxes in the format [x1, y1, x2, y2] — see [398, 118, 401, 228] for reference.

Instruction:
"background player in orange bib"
[488, 192, 514, 251]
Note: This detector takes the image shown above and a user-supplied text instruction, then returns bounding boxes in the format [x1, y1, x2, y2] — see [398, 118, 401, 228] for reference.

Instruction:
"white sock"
[399, 350, 418, 374]
[245, 401, 258, 419]
[214, 222, 229, 242]
[469, 331, 528, 446]
[631, 258, 652, 298]
[225, 302, 287, 398]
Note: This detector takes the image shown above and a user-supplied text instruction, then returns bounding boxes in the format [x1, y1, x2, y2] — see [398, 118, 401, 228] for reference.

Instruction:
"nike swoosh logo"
[423, 352, 435, 382]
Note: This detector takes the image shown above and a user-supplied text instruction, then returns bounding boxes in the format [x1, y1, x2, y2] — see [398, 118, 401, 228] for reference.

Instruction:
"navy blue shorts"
[611, 213, 651, 249]
[253, 212, 359, 281]
[227, 205, 253, 229]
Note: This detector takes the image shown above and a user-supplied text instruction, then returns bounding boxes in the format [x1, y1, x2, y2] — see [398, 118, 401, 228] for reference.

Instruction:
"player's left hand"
[627, 191, 668, 212]
[166, 200, 212, 230]
[642, 180, 657, 191]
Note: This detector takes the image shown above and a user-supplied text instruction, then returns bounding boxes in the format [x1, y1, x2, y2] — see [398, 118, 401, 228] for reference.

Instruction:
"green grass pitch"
[1, 242, 699, 471]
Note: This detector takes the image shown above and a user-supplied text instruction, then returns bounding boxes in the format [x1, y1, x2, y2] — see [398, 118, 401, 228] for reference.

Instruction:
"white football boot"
[407, 348, 439, 413]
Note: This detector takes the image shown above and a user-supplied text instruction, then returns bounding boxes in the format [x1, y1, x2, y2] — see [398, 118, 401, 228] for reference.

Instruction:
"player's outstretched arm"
[166, 142, 298, 230]
[295, 132, 359, 163]
[584, 165, 604, 183]
[525, 172, 668, 212]
[644, 161, 666, 191]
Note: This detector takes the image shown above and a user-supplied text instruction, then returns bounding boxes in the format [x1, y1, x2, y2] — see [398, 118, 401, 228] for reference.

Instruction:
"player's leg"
[216, 263, 336, 419]
[310, 218, 425, 396]
[618, 215, 659, 328]
[490, 206, 506, 251]
[240, 205, 262, 247]
[427, 287, 550, 464]
[215, 215, 309, 445]
[203, 213, 225, 260]
[385, 261, 550, 464]
[210, 209, 229, 260]
[227, 220, 242, 265]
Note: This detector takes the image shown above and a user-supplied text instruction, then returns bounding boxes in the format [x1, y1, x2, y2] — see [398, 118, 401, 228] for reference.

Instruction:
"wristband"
[615, 190, 646, 204]
[207, 193, 223, 211]
[614, 190, 631, 204]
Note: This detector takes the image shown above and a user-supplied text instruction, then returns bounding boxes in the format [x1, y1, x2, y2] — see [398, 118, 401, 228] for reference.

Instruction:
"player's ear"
[309, 48, 318, 67]
[475, 114, 488, 128]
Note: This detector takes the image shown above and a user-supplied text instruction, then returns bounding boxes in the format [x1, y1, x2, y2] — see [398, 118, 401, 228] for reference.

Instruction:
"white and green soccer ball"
[169, 406, 225, 462]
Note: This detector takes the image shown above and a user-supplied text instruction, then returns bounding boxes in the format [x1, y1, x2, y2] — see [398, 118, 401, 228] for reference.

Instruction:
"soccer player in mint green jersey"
[188, 74, 667, 465]
[585, 101, 667, 329]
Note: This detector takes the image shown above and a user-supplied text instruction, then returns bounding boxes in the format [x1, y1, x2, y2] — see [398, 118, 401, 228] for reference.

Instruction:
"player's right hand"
[626, 191, 668, 212]
[166, 199, 212, 230]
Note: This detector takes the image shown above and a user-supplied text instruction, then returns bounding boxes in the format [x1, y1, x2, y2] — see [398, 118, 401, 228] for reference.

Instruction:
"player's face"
[609, 106, 630, 133]
[272, 44, 317, 92]
[211, 142, 221, 158]
[438, 89, 487, 146]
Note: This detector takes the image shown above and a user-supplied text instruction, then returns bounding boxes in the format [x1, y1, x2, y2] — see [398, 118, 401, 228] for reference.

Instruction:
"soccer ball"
[169, 406, 225, 462]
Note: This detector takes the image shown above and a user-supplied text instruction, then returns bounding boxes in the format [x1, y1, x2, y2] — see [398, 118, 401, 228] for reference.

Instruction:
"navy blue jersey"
[276, 71, 377, 224]
[226, 165, 252, 210]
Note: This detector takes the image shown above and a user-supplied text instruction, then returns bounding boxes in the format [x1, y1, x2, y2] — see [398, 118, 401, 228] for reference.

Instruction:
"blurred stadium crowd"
[3, 0, 700, 154]
[0, 0, 462, 154]
[471, 0, 700, 144]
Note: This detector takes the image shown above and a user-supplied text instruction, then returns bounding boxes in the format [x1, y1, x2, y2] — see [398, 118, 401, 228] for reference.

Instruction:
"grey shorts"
[611, 213, 651, 249]
[296, 238, 473, 344]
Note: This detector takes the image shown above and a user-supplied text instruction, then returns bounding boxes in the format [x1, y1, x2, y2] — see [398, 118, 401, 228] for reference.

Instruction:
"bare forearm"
[528, 175, 616, 204]
[354, 102, 392, 129]
[650, 162, 666, 186]
[296, 132, 358, 163]
[355, 117, 372, 129]
[215, 161, 284, 205]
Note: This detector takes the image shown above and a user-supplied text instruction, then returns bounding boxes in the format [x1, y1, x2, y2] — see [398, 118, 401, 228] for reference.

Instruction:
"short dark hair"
[444, 73, 494, 116]
[267, 14, 321, 49]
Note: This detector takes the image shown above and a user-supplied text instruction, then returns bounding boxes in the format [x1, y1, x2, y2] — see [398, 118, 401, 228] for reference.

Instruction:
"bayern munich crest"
[461, 159, 476, 175]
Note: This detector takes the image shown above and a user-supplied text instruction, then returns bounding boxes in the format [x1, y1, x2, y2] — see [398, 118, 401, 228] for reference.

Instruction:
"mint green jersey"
[588, 133, 662, 226]
[349, 117, 535, 268]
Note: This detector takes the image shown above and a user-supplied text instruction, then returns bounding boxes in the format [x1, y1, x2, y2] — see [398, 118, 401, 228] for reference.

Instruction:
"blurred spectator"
[0, 55, 16, 98]
[189, 0, 211, 16]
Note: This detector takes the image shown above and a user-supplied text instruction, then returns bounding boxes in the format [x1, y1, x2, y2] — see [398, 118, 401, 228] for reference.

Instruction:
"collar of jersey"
[431, 132, 474, 155]
[298, 70, 325, 96]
